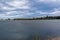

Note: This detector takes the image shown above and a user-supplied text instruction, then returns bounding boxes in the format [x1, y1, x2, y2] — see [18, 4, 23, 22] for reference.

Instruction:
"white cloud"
[6, 10, 33, 16]
[0, 3, 15, 11]
[5, 0, 30, 9]
[37, 0, 60, 6]
[0, 3, 3, 8]
[34, 8, 60, 16]
[0, 0, 33, 18]
[1, 6, 15, 11]
[0, 10, 34, 18]
[1, 0, 60, 18]
[38, 0, 60, 2]
[51, 10, 60, 15]
[0, 13, 23, 19]
[0, 0, 31, 11]
[35, 10, 48, 14]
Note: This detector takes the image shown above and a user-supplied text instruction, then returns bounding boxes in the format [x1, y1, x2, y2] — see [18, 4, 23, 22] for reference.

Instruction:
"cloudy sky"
[0, 0, 60, 18]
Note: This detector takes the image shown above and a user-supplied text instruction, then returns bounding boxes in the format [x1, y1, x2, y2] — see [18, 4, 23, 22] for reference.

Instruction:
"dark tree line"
[13, 16, 60, 20]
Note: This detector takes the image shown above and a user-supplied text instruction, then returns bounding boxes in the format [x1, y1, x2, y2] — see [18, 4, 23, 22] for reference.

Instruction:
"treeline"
[13, 16, 60, 20]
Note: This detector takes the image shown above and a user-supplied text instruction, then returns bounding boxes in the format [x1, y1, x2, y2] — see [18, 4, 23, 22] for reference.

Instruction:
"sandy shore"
[49, 37, 60, 40]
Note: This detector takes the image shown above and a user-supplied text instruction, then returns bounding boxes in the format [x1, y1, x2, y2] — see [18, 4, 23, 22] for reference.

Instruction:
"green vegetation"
[27, 31, 55, 40]
[1, 16, 60, 20]
[13, 16, 60, 20]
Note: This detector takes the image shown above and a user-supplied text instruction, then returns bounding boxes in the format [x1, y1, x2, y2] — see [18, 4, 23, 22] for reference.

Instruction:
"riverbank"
[13, 16, 60, 20]
[1, 16, 60, 20]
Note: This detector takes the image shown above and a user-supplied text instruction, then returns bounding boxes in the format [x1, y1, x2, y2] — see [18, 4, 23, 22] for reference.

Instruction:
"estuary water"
[0, 20, 60, 40]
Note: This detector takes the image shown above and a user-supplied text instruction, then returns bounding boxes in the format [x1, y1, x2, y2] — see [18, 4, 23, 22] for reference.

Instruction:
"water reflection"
[0, 20, 60, 40]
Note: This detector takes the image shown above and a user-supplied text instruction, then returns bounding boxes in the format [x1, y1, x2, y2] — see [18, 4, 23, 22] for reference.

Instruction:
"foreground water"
[0, 20, 60, 40]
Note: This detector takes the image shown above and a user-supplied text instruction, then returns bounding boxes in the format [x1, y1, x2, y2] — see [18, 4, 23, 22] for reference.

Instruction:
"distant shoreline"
[13, 18, 60, 20]
[13, 16, 60, 20]
[1, 16, 60, 20]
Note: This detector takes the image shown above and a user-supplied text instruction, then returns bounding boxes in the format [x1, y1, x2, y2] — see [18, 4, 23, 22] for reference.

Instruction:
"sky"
[0, 0, 60, 18]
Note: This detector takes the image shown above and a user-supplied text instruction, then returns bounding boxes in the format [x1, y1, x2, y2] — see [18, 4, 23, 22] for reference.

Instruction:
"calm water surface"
[0, 20, 60, 40]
